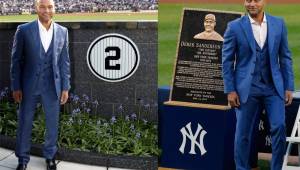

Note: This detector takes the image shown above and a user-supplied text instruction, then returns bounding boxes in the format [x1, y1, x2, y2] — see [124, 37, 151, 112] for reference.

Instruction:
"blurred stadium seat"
[0, 0, 158, 15]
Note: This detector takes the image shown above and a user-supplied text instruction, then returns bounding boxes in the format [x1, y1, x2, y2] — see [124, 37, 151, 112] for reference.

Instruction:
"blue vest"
[34, 37, 55, 95]
[250, 38, 277, 95]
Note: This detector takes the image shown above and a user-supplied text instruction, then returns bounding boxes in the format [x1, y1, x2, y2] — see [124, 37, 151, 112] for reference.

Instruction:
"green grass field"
[0, 12, 157, 22]
[159, 3, 300, 90]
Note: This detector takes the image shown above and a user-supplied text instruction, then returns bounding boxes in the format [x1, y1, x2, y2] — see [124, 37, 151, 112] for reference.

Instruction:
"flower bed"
[0, 87, 159, 169]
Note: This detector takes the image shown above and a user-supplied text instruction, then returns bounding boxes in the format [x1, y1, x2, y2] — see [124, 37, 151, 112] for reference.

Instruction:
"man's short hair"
[35, 0, 40, 6]
[205, 14, 216, 22]
[35, 0, 54, 6]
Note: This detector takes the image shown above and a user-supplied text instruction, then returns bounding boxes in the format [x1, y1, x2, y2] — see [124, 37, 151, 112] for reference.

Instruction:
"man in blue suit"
[222, 0, 294, 169]
[10, 0, 70, 169]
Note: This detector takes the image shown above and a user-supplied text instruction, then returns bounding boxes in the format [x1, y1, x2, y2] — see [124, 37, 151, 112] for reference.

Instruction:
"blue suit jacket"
[10, 20, 71, 98]
[222, 14, 294, 103]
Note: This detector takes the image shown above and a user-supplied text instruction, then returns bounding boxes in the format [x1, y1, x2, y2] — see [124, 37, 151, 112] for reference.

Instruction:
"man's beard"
[247, 9, 261, 17]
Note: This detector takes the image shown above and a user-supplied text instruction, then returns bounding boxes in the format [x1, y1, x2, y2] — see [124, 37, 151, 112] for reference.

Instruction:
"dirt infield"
[160, 0, 300, 3]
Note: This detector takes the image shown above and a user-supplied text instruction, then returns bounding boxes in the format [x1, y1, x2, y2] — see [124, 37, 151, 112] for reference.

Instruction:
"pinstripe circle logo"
[87, 33, 140, 82]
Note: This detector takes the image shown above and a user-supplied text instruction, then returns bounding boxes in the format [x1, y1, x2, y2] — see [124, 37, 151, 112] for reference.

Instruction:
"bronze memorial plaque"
[166, 9, 242, 110]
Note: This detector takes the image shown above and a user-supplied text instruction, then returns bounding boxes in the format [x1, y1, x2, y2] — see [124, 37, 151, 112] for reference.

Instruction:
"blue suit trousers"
[235, 93, 286, 170]
[15, 90, 60, 164]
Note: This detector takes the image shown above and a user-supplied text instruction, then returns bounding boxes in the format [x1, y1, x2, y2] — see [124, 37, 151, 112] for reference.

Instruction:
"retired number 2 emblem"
[87, 33, 140, 82]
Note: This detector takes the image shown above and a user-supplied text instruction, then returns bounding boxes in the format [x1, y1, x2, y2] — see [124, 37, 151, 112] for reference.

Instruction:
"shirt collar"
[248, 13, 267, 25]
[38, 19, 54, 33]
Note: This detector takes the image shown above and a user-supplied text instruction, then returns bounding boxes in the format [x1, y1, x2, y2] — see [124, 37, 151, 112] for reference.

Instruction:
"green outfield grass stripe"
[0, 12, 158, 22]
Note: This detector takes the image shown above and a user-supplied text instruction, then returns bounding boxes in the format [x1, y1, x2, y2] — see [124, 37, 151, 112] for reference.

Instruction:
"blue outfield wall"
[158, 86, 300, 170]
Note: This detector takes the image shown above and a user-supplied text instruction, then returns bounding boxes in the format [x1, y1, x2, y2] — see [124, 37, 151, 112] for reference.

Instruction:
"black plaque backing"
[167, 9, 242, 109]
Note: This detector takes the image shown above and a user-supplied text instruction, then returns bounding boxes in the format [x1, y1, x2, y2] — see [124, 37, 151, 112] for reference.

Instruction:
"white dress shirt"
[248, 14, 267, 49]
[38, 19, 54, 52]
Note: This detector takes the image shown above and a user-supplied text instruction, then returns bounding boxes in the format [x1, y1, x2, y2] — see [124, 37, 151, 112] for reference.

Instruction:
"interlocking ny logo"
[179, 122, 207, 155]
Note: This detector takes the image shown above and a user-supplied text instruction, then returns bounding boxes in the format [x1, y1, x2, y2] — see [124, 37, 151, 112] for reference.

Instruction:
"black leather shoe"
[46, 159, 57, 170]
[16, 164, 27, 170]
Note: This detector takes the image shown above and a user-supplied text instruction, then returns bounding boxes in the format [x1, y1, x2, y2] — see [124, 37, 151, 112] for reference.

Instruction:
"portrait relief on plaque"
[193, 14, 224, 42]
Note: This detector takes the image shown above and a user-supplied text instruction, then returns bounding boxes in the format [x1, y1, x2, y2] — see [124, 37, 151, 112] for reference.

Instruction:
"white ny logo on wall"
[179, 122, 207, 155]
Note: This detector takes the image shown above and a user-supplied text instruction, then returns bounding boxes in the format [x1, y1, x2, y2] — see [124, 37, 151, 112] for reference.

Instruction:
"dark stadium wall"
[0, 21, 158, 121]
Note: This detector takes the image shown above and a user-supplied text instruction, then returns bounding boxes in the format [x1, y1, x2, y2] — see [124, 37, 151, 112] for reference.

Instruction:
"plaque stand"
[164, 100, 231, 110]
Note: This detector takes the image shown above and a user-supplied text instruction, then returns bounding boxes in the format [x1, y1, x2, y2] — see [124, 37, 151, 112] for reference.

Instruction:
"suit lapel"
[52, 22, 58, 65]
[31, 20, 41, 57]
[240, 16, 256, 52]
[266, 14, 275, 56]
